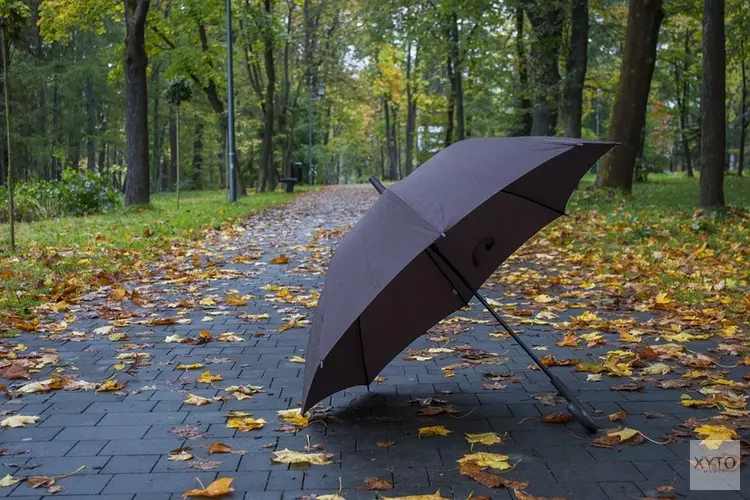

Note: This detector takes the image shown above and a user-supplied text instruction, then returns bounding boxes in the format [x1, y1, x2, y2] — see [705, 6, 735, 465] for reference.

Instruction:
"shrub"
[0, 168, 122, 222]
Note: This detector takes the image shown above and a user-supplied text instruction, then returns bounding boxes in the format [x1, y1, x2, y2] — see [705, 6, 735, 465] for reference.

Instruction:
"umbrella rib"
[501, 189, 566, 216]
[357, 316, 370, 387]
[425, 248, 471, 307]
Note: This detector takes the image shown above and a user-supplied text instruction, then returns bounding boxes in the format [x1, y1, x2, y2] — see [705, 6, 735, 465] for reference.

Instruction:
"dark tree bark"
[123, 0, 150, 206]
[51, 84, 60, 179]
[450, 13, 464, 141]
[257, 0, 276, 192]
[595, 0, 663, 193]
[444, 55, 455, 147]
[514, 6, 532, 136]
[524, 0, 564, 136]
[404, 42, 418, 176]
[98, 144, 106, 175]
[151, 62, 161, 189]
[738, 48, 747, 177]
[675, 30, 693, 177]
[699, 0, 725, 208]
[392, 103, 400, 178]
[564, 0, 588, 138]
[169, 105, 177, 191]
[192, 120, 203, 189]
[384, 98, 397, 180]
[279, 0, 294, 179]
[86, 73, 96, 171]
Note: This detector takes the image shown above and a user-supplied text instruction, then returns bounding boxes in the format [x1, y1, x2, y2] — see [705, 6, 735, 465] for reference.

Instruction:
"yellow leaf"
[200, 297, 217, 306]
[418, 426, 452, 438]
[0, 475, 19, 488]
[695, 425, 739, 448]
[216, 333, 244, 342]
[225, 295, 247, 306]
[271, 254, 290, 264]
[277, 408, 309, 428]
[0, 415, 38, 428]
[556, 332, 579, 347]
[165, 334, 183, 343]
[608, 411, 627, 422]
[108, 333, 129, 342]
[381, 491, 451, 500]
[618, 330, 641, 343]
[457, 452, 512, 471]
[177, 363, 204, 370]
[533, 294, 554, 304]
[182, 477, 235, 498]
[464, 432, 505, 447]
[271, 449, 332, 465]
[226, 417, 266, 431]
[168, 451, 193, 461]
[185, 394, 215, 406]
[197, 371, 223, 384]
[289, 356, 306, 363]
[96, 380, 125, 392]
[641, 363, 672, 375]
[654, 293, 672, 305]
[606, 427, 640, 442]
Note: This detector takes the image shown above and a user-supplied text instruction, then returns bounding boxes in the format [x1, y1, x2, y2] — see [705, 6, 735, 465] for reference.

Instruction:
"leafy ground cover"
[0, 189, 304, 318]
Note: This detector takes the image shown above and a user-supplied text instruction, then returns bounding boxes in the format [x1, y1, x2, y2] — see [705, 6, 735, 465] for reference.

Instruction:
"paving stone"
[548, 462, 645, 483]
[101, 455, 160, 474]
[102, 472, 216, 495]
[55, 425, 150, 441]
[10, 474, 113, 496]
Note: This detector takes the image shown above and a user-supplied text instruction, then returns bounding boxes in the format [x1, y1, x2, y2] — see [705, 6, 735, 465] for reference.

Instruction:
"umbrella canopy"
[302, 137, 614, 411]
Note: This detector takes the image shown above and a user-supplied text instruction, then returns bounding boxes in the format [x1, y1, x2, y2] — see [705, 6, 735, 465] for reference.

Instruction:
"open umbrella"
[301, 137, 615, 431]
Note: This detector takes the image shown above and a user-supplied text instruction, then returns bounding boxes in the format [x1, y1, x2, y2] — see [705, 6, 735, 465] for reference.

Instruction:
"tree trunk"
[405, 41, 417, 176]
[257, 0, 276, 192]
[564, 0, 588, 138]
[699, 0, 725, 208]
[279, 0, 293, 179]
[392, 103, 401, 178]
[738, 56, 747, 177]
[192, 119, 203, 190]
[151, 62, 161, 189]
[444, 55, 455, 147]
[525, 1, 564, 136]
[514, 7, 532, 136]
[123, 0, 150, 206]
[169, 105, 177, 191]
[595, 0, 663, 192]
[450, 13, 464, 141]
[86, 73, 96, 171]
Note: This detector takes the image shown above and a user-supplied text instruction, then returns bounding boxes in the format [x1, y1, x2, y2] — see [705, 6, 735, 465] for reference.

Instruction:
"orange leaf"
[208, 443, 232, 454]
[270, 254, 290, 265]
[182, 477, 234, 498]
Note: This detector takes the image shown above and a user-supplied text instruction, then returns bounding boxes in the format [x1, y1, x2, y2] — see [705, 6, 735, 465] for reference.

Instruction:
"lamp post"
[226, 0, 237, 202]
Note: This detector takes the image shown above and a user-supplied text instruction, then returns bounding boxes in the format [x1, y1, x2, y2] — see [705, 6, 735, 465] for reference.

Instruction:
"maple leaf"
[464, 432, 505, 448]
[226, 417, 266, 431]
[641, 363, 672, 375]
[184, 394, 218, 406]
[96, 379, 125, 392]
[177, 363, 204, 370]
[457, 452, 512, 471]
[165, 334, 183, 343]
[458, 461, 528, 489]
[418, 425, 452, 438]
[1, 362, 29, 380]
[541, 355, 579, 367]
[289, 356, 306, 363]
[606, 427, 641, 442]
[225, 295, 247, 306]
[694, 425, 739, 448]
[196, 371, 223, 384]
[169, 451, 194, 461]
[381, 491, 452, 500]
[0, 415, 38, 428]
[277, 408, 309, 428]
[270, 254, 290, 264]
[556, 332, 579, 347]
[271, 449, 333, 465]
[216, 333, 244, 342]
[182, 477, 235, 498]
[360, 477, 393, 490]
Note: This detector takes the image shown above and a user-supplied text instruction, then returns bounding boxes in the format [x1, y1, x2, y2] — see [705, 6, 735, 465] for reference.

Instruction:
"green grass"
[0, 188, 308, 316]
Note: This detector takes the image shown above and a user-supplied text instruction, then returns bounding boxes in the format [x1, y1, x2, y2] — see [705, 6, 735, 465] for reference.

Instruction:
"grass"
[0, 188, 308, 316]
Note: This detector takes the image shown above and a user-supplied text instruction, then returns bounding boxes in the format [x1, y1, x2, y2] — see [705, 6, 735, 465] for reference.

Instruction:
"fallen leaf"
[184, 394, 218, 406]
[464, 432, 505, 447]
[541, 412, 574, 423]
[608, 411, 627, 422]
[177, 363, 204, 370]
[0, 475, 18, 487]
[208, 443, 232, 454]
[96, 379, 125, 392]
[216, 333, 244, 342]
[182, 477, 235, 498]
[196, 371, 223, 384]
[694, 425, 739, 448]
[165, 334, 183, 343]
[418, 425, 452, 438]
[226, 416, 266, 431]
[458, 461, 528, 489]
[1, 362, 30, 380]
[360, 477, 393, 490]
[0, 415, 38, 428]
[513, 490, 566, 500]
[289, 356, 306, 363]
[277, 408, 309, 428]
[270, 254, 290, 264]
[606, 427, 641, 442]
[641, 363, 672, 375]
[381, 491, 451, 500]
[271, 449, 333, 465]
[611, 383, 645, 392]
[377, 440, 395, 448]
[457, 452, 512, 471]
[168, 451, 194, 461]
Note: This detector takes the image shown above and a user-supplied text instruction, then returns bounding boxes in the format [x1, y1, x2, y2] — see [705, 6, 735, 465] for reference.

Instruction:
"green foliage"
[165, 77, 193, 107]
[0, 0, 30, 39]
[0, 169, 122, 222]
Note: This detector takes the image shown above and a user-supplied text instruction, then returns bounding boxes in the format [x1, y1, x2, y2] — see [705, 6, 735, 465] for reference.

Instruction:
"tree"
[699, 0, 725, 208]
[563, 0, 588, 138]
[596, 0, 664, 193]
[257, 0, 276, 192]
[165, 77, 192, 208]
[123, 0, 150, 205]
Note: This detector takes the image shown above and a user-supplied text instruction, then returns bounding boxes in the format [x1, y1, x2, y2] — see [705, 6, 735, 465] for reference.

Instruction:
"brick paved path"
[1, 186, 747, 499]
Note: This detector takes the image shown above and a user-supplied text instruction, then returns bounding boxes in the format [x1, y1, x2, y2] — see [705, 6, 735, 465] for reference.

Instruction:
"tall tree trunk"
[98, 144, 106, 175]
[192, 120, 203, 190]
[392, 103, 401, 178]
[279, 0, 293, 179]
[384, 98, 397, 180]
[257, 0, 276, 192]
[51, 84, 60, 179]
[405, 41, 417, 176]
[151, 62, 161, 189]
[564, 0, 588, 138]
[123, 0, 150, 206]
[525, 1, 564, 136]
[699, 0, 725, 208]
[450, 13, 464, 141]
[86, 73, 96, 171]
[514, 7, 532, 136]
[444, 55, 455, 147]
[738, 55, 747, 177]
[595, 0, 663, 193]
[676, 32, 694, 177]
[169, 105, 177, 191]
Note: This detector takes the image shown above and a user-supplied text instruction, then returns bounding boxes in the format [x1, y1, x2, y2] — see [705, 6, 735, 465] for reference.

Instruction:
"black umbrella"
[302, 137, 615, 432]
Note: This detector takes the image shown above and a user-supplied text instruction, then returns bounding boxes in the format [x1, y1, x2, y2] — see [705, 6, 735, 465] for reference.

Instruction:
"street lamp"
[226, 0, 237, 202]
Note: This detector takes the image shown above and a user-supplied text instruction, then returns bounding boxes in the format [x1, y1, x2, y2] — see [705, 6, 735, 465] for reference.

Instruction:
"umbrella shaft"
[428, 244, 555, 379]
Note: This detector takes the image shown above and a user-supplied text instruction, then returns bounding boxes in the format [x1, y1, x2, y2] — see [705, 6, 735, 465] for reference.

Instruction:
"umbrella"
[301, 137, 615, 432]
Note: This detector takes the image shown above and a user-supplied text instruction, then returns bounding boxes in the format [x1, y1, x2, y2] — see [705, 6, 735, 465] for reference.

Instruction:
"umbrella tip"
[368, 176, 386, 194]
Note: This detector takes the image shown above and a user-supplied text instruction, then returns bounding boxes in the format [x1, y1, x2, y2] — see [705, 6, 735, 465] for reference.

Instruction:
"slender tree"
[699, 0, 725, 208]
[564, 0, 588, 138]
[596, 0, 664, 193]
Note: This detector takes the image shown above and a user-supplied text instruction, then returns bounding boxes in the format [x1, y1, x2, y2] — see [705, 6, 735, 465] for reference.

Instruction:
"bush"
[0, 169, 122, 222]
